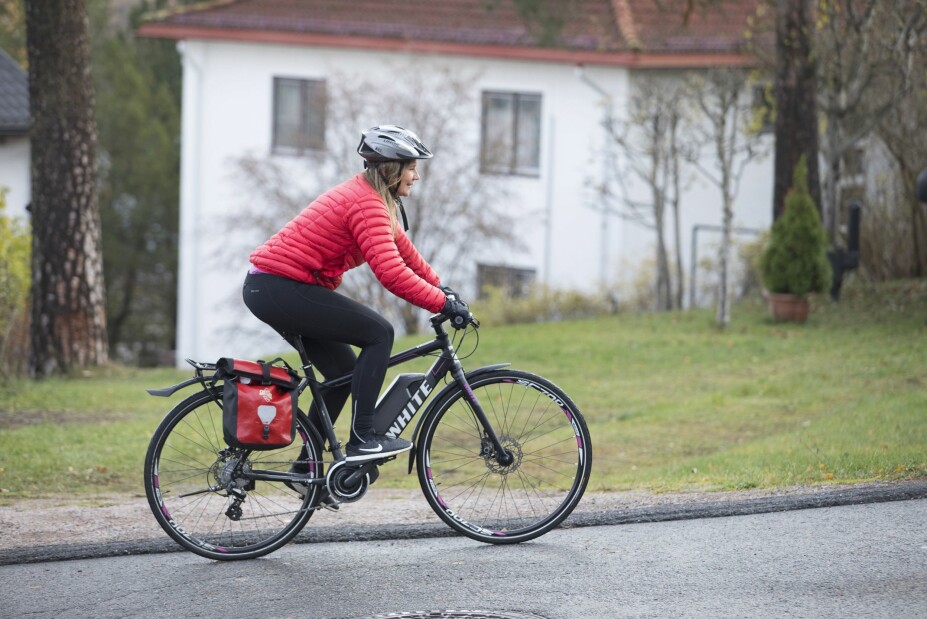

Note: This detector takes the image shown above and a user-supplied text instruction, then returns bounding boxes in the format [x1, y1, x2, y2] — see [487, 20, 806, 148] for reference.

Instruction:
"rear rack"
[146, 359, 221, 397]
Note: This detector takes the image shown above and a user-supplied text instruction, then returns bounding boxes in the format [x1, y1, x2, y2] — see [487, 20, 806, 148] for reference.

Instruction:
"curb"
[2, 482, 925, 566]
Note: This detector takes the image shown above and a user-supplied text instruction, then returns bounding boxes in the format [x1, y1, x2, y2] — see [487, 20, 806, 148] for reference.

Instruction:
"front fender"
[406, 363, 510, 474]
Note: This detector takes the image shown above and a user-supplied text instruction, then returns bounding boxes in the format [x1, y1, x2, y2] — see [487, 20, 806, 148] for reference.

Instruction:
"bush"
[0, 188, 31, 376]
[760, 156, 832, 295]
[472, 284, 616, 326]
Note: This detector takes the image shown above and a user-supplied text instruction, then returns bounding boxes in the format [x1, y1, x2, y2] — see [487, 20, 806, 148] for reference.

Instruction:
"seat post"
[285, 333, 312, 368]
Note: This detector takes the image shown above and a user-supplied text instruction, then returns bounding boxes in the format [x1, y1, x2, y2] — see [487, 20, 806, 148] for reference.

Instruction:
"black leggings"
[242, 272, 394, 443]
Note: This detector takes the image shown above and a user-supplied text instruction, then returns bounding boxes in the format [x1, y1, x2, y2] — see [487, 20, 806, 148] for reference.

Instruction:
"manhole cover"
[340, 612, 549, 619]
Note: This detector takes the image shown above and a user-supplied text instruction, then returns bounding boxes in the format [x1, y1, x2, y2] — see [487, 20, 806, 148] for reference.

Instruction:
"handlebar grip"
[450, 313, 468, 328]
[430, 312, 479, 330]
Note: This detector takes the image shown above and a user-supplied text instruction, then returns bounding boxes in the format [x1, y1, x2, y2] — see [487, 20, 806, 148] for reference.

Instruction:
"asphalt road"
[3, 492, 926, 619]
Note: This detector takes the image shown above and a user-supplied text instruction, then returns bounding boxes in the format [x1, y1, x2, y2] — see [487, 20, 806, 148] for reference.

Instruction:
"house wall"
[0, 136, 31, 221]
[174, 38, 773, 364]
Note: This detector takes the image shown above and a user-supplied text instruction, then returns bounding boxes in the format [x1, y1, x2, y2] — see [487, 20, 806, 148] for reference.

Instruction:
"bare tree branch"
[687, 68, 768, 327]
[216, 63, 523, 338]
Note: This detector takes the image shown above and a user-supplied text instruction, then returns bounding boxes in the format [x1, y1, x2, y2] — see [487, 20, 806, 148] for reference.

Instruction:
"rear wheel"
[416, 370, 592, 543]
[144, 388, 323, 560]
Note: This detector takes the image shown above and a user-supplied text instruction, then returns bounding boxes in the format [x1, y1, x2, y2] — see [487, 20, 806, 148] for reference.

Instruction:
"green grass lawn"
[1, 280, 925, 502]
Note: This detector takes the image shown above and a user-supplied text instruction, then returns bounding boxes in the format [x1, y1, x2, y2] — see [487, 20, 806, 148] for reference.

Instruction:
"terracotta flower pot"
[764, 291, 810, 323]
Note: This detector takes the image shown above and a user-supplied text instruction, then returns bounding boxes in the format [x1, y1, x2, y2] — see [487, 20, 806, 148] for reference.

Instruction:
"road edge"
[3, 481, 925, 566]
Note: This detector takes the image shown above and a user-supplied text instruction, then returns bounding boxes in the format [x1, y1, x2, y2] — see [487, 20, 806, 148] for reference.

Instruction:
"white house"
[141, 0, 773, 364]
[0, 48, 31, 222]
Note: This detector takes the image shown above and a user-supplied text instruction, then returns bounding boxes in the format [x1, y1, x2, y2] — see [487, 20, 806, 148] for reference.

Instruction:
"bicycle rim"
[144, 388, 322, 560]
[417, 370, 592, 543]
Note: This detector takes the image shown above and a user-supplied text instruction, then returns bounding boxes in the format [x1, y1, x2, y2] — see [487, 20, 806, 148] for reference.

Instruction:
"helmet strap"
[396, 198, 410, 232]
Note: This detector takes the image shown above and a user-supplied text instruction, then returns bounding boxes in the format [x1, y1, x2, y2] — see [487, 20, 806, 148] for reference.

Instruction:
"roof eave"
[137, 23, 758, 69]
[0, 125, 30, 137]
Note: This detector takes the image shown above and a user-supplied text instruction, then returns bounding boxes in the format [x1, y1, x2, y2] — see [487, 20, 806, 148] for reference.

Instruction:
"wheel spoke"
[145, 389, 322, 560]
[419, 371, 591, 543]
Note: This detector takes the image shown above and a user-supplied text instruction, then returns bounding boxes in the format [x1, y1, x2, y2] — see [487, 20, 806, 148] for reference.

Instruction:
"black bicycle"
[143, 313, 592, 560]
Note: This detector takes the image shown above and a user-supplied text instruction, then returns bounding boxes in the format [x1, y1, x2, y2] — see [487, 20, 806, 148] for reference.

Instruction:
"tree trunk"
[773, 0, 821, 220]
[716, 115, 733, 329]
[670, 112, 684, 310]
[26, 0, 108, 376]
[653, 189, 672, 311]
[716, 193, 733, 328]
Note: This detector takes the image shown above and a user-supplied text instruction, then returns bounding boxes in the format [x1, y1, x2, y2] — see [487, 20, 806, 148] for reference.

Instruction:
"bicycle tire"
[144, 387, 323, 560]
[416, 369, 592, 544]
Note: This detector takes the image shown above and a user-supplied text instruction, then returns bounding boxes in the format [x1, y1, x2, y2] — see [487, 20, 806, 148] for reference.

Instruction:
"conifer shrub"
[760, 156, 832, 295]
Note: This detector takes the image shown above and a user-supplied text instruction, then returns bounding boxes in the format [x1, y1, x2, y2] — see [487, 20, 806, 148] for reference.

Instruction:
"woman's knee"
[356, 309, 393, 346]
[381, 319, 394, 345]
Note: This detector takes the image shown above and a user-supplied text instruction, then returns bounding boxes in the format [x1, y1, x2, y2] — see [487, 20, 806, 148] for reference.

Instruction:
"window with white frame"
[480, 91, 542, 176]
[272, 77, 326, 154]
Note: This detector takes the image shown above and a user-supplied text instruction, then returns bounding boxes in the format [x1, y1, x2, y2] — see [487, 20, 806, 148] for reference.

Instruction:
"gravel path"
[0, 482, 903, 551]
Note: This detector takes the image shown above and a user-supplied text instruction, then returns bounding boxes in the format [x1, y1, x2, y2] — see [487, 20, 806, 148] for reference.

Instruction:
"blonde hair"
[363, 162, 404, 233]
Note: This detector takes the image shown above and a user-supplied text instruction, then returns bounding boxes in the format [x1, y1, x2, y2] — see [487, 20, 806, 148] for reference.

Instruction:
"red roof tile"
[625, 0, 765, 53]
[140, 0, 766, 67]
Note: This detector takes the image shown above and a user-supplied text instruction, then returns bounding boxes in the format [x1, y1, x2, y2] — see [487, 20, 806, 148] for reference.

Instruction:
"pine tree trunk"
[26, 0, 108, 376]
[773, 0, 821, 220]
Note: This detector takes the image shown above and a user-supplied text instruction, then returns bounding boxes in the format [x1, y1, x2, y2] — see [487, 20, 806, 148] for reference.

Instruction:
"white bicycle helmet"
[357, 125, 433, 162]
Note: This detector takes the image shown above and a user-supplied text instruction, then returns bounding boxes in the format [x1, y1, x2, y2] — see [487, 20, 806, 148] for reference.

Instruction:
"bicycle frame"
[148, 316, 513, 492]
[291, 315, 514, 470]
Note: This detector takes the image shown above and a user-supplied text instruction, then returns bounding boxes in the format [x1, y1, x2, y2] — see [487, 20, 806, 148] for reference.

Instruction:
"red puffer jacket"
[249, 173, 446, 313]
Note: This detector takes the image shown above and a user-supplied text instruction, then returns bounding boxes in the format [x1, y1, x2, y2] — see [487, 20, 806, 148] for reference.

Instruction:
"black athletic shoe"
[346, 434, 412, 461]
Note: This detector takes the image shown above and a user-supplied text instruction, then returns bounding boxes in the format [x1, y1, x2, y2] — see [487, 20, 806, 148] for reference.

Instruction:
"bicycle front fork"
[452, 367, 514, 466]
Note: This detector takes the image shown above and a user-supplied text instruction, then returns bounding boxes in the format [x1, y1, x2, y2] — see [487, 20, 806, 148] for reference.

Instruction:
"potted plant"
[760, 156, 832, 323]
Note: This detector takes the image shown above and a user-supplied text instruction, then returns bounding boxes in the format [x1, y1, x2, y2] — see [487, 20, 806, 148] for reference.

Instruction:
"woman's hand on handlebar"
[442, 294, 473, 330]
[440, 285, 459, 298]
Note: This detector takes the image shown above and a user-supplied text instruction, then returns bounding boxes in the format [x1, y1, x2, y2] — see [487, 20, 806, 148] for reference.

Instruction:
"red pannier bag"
[217, 358, 299, 450]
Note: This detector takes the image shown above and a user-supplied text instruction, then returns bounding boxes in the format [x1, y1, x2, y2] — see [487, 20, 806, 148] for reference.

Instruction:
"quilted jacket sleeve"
[347, 197, 446, 313]
[395, 229, 441, 287]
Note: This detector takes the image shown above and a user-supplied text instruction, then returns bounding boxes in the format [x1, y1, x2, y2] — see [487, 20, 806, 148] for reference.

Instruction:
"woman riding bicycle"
[243, 125, 469, 462]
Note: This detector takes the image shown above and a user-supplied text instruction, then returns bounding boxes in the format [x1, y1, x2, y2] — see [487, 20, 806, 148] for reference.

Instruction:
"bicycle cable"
[451, 322, 480, 361]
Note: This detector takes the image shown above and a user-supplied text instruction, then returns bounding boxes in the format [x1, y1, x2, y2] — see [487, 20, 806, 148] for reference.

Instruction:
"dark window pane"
[515, 95, 541, 173]
[273, 77, 326, 154]
[481, 92, 514, 172]
[476, 263, 536, 298]
[480, 90, 541, 176]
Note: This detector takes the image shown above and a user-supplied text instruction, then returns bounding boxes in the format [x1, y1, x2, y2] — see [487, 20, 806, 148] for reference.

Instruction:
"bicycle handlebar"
[431, 312, 480, 331]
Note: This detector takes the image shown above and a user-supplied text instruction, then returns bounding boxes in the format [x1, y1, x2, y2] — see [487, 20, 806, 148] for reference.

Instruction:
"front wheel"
[416, 370, 592, 544]
[144, 387, 324, 560]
